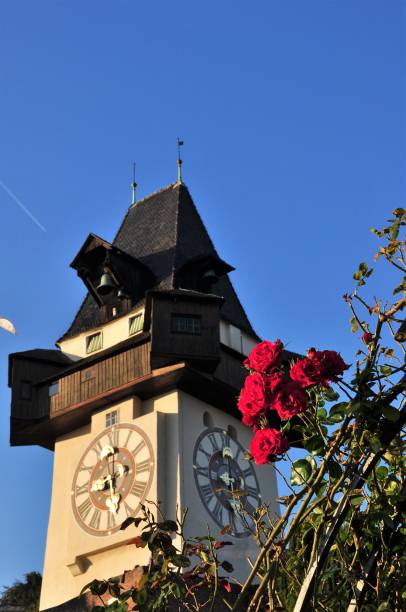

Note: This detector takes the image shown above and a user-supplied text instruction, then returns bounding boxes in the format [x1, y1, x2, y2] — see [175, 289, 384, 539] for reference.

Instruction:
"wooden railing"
[49, 342, 151, 415]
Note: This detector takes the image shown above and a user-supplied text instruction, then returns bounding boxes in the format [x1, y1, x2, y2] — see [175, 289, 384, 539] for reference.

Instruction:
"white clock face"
[71, 423, 154, 536]
[193, 427, 261, 538]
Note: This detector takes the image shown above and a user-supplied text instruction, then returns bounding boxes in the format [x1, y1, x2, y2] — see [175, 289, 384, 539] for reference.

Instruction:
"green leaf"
[171, 554, 191, 568]
[317, 408, 327, 421]
[382, 405, 399, 422]
[327, 402, 348, 423]
[375, 465, 389, 480]
[368, 435, 383, 453]
[349, 495, 364, 507]
[172, 582, 184, 598]
[157, 520, 178, 532]
[120, 516, 143, 531]
[384, 477, 400, 496]
[327, 459, 342, 482]
[359, 262, 368, 273]
[379, 365, 393, 377]
[89, 580, 108, 597]
[305, 454, 317, 471]
[221, 560, 234, 573]
[291, 459, 312, 486]
[304, 435, 325, 455]
[136, 588, 148, 606]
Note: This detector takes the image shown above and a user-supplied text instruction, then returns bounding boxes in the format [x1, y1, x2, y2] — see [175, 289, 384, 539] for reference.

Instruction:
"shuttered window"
[171, 314, 201, 335]
[106, 410, 119, 427]
[86, 332, 103, 354]
[129, 313, 144, 336]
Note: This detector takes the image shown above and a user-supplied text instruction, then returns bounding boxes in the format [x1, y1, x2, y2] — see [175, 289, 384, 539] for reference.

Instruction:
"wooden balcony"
[49, 341, 151, 416]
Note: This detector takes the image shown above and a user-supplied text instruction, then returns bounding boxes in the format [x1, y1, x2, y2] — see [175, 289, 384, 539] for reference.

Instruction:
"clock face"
[193, 427, 261, 538]
[71, 423, 154, 536]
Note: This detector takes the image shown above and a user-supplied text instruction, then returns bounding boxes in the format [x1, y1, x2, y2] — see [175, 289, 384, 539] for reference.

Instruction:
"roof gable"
[60, 183, 258, 341]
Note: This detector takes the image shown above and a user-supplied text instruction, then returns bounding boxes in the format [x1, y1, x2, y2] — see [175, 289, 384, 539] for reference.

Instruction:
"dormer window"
[86, 332, 103, 354]
[171, 314, 201, 335]
[129, 312, 144, 336]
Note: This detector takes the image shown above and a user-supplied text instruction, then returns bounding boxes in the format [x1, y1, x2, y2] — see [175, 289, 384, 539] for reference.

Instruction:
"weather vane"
[177, 138, 184, 185]
[131, 162, 137, 206]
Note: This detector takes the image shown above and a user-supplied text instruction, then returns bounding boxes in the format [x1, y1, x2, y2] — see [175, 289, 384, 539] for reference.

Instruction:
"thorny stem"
[232, 416, 352, 611]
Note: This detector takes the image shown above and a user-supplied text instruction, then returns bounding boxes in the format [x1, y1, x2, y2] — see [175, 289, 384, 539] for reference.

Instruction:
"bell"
[117, 288, 130, 300]
[202, 269, 217, 282]
[97, 272, 115, 295]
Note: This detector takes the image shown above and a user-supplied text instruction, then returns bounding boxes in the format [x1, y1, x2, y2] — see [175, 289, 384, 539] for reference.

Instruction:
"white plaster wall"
[219, 320, 258, 356]
[40, 389, 277, 609]
[178, 391, 279, 583]
[40, 396, 160, 610]
[57, 308, 144, 359]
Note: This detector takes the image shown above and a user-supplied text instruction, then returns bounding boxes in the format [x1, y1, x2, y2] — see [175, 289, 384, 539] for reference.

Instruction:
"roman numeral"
[131, 480, 146, 498]
[89, 509, 101, 530]
[200, 484, 213, 504]
[212, 499, 223, 523]
[195, 466, 209, 479]
[123, 429, 133, 448]
[107, 511, 116, 530]
[131, 439, 146, 456]
[79, 464, 93, 474]
[77, 497, 92, 521]
[136, 459, 151, 474]
[242, 467, 253, 479]
[124, 501, 134, 518]
[207, 433, 220, 452]
[198, 447, 211, 460]
[244, 486, 259, 497]
[108, 429, 120, 448]
[75, 483, 88, 496]
[91, 441, 103, 459]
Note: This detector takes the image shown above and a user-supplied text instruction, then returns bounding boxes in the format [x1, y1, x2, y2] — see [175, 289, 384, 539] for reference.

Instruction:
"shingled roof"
[60, 183, 258, 341]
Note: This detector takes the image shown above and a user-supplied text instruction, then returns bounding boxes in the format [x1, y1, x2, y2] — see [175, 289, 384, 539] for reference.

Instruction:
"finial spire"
[131, 162, 137, 206]
[177, 138, 184, 185]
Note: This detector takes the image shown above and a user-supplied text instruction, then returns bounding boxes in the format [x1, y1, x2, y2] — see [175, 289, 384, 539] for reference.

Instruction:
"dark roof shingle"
[60, 183, 258, 340]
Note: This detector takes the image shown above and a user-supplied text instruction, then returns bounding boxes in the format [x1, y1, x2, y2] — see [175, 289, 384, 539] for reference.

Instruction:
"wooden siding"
[49, 342, 151, 415]
[151, 296, 220, 364]
[214, 348, 246, 391]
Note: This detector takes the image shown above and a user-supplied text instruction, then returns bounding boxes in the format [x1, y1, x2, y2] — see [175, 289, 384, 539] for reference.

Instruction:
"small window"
[106, 410, 118, 427]
[129, 312, 144, 336]
[171, 314, 201, 335]
[86, 332, 102, 354]
[20, 381, 32, 400]
[49, 382, 59, 397]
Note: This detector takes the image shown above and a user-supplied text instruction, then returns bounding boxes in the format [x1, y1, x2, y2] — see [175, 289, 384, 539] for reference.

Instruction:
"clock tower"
[9, 181, 287, 610]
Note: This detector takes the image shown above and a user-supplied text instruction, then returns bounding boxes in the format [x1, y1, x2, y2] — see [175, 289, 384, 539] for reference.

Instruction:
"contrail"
[0, 179, 46, 232]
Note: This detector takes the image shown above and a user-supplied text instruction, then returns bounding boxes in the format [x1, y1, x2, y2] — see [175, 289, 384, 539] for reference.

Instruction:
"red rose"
[270, 381, 308, 420]
[290, 350, 349, 388]
[290, 355, 324, 387]
[244, 340, 283, 374]
[264, 370, 285, 398]
[318, 350, 349, 379]
[250, 428, 289, 464]
[238, 372, 267, 427]
[361, 332, 374, 345]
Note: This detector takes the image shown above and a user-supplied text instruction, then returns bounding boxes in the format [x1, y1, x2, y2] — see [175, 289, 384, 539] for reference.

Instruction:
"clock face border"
[71, 423, 155, 537]
[192, 427, 261, 538]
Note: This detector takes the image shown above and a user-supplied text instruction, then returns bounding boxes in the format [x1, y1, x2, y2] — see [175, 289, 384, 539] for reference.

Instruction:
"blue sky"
[0, 1, 404, 588]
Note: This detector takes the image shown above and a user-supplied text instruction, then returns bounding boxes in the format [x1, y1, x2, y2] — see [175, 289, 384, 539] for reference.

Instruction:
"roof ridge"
[112, 182, 179, 246]
[170, 184, 182, 288]
[133, 182, 178, 207]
